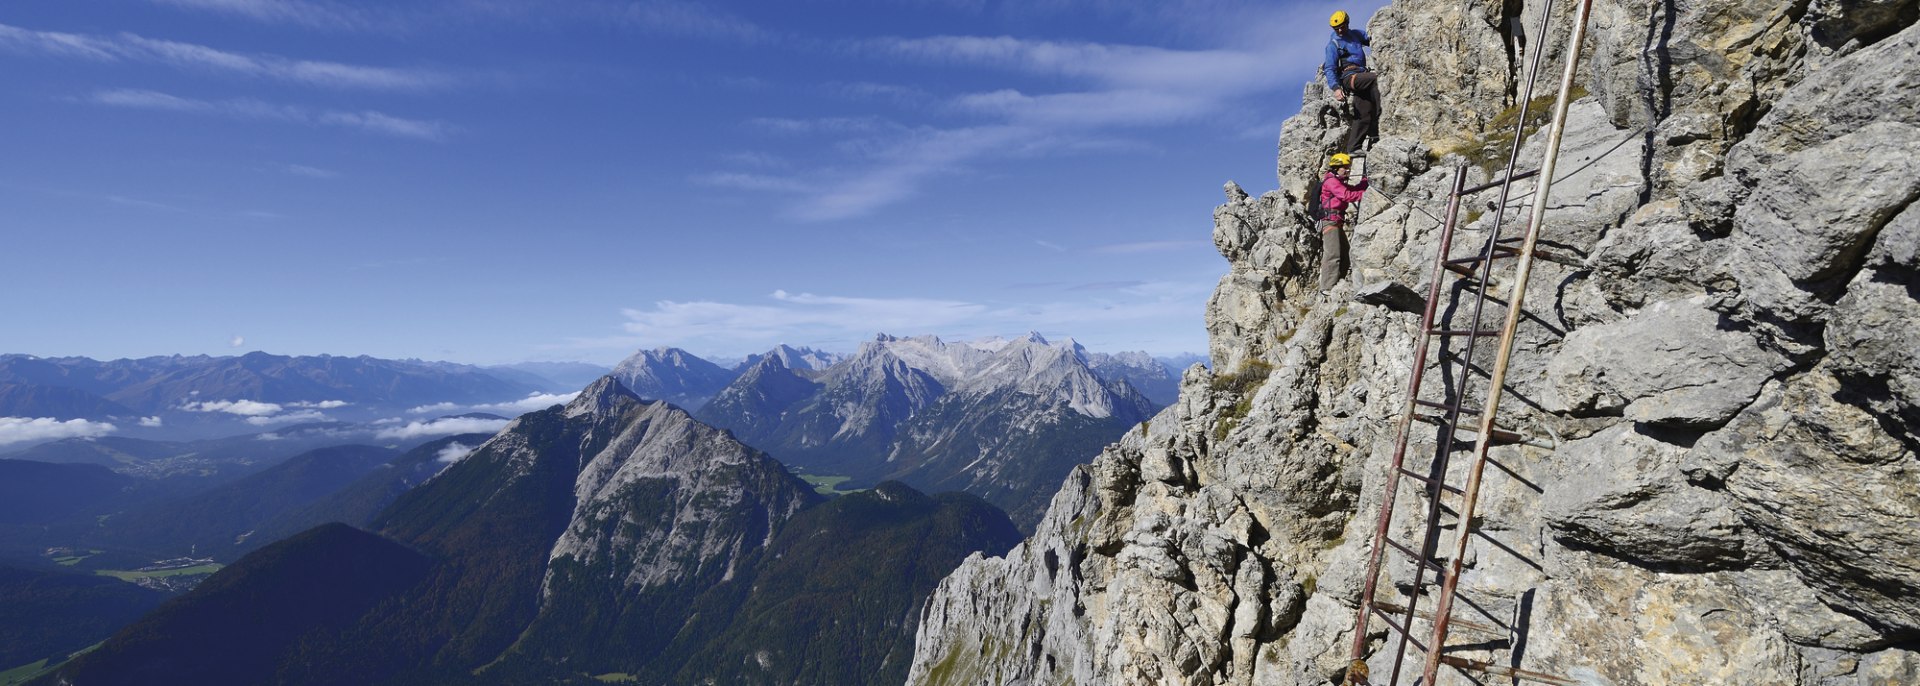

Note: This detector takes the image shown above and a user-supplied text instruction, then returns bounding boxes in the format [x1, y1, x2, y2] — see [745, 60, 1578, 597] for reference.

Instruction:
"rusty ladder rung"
[1374, 602, 1504, 638]
[1426, 328, 1504, 338]
[1415, 414, 1535, 447]
[1446, 246, 1582, 271]
[1457, 168, 1541, 195]
[1396, 467, 1464, 496]
[1437, 655, 1581, 686]
[1368, 606, 1433, 654]
[1383, 538, 1448, 575]
[1415, 399, 1482, 417]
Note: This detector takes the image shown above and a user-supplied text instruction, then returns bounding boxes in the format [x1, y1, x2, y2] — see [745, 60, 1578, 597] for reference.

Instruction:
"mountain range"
[698, 333, 1160, 527]
[45, 377, 1020, 685]
[0, 352, 541, 420]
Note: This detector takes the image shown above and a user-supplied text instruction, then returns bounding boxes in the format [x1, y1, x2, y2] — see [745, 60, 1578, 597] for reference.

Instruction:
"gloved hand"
[1333, 88, 1346, 102]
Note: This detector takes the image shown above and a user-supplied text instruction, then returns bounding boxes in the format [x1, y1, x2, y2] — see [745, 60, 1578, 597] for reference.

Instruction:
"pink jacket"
[1319, 172, 1368, 221]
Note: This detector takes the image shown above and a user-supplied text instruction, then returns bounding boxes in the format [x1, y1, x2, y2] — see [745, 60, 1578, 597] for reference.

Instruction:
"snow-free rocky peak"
[608, 346, 736, 411]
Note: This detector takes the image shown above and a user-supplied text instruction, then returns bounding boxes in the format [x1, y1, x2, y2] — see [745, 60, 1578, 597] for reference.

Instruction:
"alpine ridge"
[699, 333, 1161, 527]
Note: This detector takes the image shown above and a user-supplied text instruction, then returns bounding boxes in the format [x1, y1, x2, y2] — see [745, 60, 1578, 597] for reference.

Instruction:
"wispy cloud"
[0, 24, 118, 60]
[86, 89, 454, 141]
[280, 163, 339, 178]
[181, 399, 283, 416]
[748, 116, 901, 135]
[707, 25, 1314, 221]
[0, 417, 118, 446]
[144, 0, 380, 31]
[287, 400, 349, 409]
[377, 416, 511, 440]
[689, 172, 817, 194]
[405, 392, 579, 417]
[792, 125, 1033, 221]
[436, 440, 477, 463]
[229, 335, 246, 347]
[1093, 240, 1213, 254]
[0, 22, 447, 90]
[245, 409, 328, 425]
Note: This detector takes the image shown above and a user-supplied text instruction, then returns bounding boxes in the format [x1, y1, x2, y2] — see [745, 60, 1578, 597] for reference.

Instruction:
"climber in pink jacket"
[1317, 152, 1370, 293]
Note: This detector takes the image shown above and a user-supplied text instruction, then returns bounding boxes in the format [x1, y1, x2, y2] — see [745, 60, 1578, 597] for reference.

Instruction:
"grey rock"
[1351, 280, 1426, 314]
[1543, 423, 1760, 569]
[906, 3, 1920, 685]
[1544, 296, 1790, 426]
[1704, 371, 1920, 635]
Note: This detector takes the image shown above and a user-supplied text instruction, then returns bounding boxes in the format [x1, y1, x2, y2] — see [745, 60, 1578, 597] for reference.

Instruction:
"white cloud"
[791, 125, 1032, 221]
[146, 0, 376, 30]
[282, 163, 339, 179]
[244, 409, 329, 425]
[406, 392, 578, 417]
[182, 399, 283, 416]
[0, 24, 118, 60]
[376, 416, 511, 440]
[1093, 240, 1213, 254]
[470, 392, 578, 415]
[0, 22, 446, 90]
[435, 441, 476, 464]
[138, 416, 165, 427]
[0, 417, 118, 446]
[229, 335, 246, 347]
[287, 400, 349, 409]
[749, 116, 900, 135]
[256, 431, 284, 441]
[86, 89, 453, 141]
[698, 14, 1347, 221]
[689, 172, 817, 194]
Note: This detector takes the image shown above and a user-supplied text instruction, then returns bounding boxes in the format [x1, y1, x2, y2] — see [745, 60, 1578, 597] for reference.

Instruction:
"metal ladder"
[1346, 0, 1594, 683]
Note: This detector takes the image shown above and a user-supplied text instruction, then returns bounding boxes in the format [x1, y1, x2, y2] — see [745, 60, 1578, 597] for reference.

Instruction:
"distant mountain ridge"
[698, 332, 1161, 527]
[0, 352, 541, 424]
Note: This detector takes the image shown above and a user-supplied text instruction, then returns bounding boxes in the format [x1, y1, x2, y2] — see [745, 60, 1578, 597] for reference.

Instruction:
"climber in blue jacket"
[1325, 10, 1378, 154]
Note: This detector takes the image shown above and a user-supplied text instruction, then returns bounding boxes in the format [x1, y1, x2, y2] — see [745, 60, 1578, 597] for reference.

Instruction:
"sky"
[1, 0, 1388, 364]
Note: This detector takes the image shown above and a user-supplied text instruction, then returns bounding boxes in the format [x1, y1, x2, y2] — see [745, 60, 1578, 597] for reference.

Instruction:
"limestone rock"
[905, 2, 1920, 685]
[1544, 296, 1790, 426]
[1543, 423, 1760, 569]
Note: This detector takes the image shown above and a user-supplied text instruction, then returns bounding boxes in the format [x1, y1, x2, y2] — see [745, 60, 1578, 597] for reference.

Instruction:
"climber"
[1325, 10, 1378, 154]
[1318, 153, 1369, 294]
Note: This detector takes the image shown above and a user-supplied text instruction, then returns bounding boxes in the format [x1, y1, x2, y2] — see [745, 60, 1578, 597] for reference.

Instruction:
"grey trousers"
[1319, 219, 1347, 291]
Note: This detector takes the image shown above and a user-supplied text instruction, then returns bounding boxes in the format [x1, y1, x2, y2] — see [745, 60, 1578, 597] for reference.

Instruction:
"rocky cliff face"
[905, 1, 1919, 684]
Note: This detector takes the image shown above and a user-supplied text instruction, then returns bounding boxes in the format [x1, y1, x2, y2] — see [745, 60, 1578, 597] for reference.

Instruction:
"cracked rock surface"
[906, 1, 1919, 684]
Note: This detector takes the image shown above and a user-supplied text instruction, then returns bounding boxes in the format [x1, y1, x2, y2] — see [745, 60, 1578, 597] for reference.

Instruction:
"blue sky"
[1, 0, 1386, 364]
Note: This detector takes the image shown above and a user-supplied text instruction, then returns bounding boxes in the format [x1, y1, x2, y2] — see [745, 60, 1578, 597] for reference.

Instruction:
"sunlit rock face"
[906, 2, 1920, 684]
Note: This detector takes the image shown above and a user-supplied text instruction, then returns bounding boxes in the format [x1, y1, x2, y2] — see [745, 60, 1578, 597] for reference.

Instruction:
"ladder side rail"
[1348, 165, 1470, 661]
[1421, 1, 1596, 683]
[1400, 0, 1564, 679]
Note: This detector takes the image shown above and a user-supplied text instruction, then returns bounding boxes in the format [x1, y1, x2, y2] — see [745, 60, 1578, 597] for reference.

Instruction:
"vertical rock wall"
[907, 0, 1919, 684]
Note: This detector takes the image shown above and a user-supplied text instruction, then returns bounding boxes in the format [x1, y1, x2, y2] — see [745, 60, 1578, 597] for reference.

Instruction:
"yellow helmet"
[1329, 153, 1352, 168]
[1330, 10, 1348, 27]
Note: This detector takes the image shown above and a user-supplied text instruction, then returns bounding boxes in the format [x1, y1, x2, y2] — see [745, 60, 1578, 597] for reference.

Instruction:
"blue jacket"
[1324, 28, 1372, 89]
